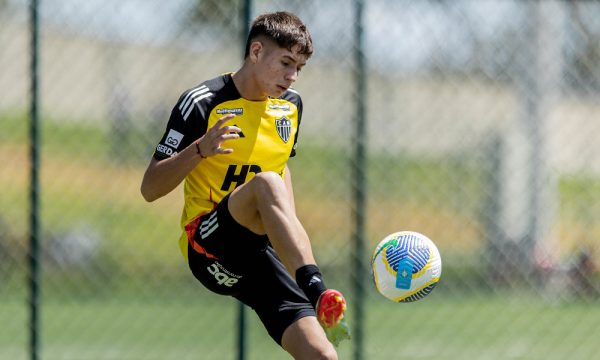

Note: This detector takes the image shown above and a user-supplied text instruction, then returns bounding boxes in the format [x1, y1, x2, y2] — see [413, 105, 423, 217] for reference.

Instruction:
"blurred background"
[2, 0, 600, 359]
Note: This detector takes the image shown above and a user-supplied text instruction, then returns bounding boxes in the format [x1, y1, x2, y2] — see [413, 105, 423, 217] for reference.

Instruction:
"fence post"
[28, 0, 41, 359]
[352, 0, 367, 359]
[237, 1, 252, 360]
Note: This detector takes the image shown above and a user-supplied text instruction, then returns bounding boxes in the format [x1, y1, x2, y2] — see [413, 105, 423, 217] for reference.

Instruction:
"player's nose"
[285, 69, 298, 82]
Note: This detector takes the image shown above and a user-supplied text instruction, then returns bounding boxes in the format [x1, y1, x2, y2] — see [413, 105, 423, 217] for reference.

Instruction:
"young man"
[141, 11, 350, 359]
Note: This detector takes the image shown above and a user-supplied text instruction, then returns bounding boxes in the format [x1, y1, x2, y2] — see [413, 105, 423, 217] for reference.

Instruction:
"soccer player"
[140, 11, 350, 360]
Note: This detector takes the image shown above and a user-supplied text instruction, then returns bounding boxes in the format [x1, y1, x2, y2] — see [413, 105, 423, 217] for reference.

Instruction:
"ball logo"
[395, 259, 413, 290]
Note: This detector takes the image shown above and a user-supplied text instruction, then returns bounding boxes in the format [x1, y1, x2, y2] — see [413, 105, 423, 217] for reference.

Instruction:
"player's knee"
[252, 171, 286, 196]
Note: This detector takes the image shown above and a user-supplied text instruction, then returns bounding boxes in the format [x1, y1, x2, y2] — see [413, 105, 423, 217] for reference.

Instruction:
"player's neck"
[231, 68, 268, 102]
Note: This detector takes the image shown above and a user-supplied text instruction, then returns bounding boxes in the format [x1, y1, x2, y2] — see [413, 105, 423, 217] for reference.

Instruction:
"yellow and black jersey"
[153, 73, 303, 258]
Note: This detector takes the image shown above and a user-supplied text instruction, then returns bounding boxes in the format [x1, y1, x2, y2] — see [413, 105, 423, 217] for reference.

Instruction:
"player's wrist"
[195, 139, 207, 159]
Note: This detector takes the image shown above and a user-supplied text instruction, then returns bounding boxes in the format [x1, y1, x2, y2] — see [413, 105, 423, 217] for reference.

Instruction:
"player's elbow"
[141, 192, 156, 203]
[140, 188, 155, 203]
[140, 182, 160, 202]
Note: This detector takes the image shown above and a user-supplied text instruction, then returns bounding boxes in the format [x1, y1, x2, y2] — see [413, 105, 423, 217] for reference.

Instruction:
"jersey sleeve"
[153, 88, 208, 160]
[286, 90, 303, 158]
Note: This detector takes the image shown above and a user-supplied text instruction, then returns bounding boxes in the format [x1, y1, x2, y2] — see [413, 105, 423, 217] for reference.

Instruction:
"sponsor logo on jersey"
[275, 117, 292, 143]
[221, 164, 262, 191]
[216, 108, 244, 115]
[269, 104, 290, 111]
[156, 144, 174, 156]
[165, 129, 184, 148]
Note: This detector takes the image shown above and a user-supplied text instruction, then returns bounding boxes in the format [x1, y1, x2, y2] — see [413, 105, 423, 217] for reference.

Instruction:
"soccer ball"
[371, 231, 442, 302]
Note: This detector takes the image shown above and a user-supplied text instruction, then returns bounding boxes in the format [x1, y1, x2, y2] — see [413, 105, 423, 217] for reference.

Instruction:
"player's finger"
[216, 114, 236, 127]
[217, 147, 234, 155]
[221, 133, 240, 141]
[207, 115, 236, 138]
[224, 126, 241, 133]
[215, 125, 241, 136]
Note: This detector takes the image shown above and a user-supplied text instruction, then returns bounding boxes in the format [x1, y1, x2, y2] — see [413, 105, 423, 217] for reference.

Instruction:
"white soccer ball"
[371, 231, 442, 302]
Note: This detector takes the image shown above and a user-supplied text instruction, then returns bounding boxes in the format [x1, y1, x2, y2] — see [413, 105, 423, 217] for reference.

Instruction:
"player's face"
[255, 42, 307, 98]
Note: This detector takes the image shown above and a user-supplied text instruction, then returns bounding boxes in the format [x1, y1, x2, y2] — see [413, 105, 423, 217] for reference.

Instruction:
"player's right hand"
[195, 114, 241, 158]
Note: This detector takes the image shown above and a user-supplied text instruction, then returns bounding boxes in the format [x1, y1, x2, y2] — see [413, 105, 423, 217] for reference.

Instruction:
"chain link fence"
[2, 0, 600, 359]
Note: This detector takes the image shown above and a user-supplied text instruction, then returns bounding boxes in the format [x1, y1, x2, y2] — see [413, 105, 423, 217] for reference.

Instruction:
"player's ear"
[248, 40, 263, 64]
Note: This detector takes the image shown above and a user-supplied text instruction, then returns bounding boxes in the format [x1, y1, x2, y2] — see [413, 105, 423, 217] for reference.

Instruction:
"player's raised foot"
[316, 289, 351, 346]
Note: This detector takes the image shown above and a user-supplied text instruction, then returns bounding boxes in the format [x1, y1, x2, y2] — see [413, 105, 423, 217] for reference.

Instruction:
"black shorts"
[187, 194, 315, 345]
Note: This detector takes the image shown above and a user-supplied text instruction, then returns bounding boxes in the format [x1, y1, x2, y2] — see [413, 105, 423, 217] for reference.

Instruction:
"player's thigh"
[228, 171, 287, 234]
[281, 316, 337, 360]
[187, 194, 270, 296]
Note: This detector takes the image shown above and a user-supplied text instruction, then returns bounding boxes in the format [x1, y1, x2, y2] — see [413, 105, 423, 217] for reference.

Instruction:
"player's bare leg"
[228, 171, 315, 274]
[228, 171, 350, 347]
[281, 317, 337, 360]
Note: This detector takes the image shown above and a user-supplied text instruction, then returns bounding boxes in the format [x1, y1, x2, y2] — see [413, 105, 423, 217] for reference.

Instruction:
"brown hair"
[244, 11, 313, 59]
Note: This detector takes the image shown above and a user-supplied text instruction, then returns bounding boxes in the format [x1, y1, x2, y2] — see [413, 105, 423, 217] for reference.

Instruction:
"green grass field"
[3, 290, 600, 360]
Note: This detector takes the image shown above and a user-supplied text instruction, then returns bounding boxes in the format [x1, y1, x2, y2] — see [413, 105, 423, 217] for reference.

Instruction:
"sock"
[296, 264, 327, 307]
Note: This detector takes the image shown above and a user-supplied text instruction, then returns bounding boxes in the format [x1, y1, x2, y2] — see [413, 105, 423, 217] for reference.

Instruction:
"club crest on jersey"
[275, 117, 292, 143]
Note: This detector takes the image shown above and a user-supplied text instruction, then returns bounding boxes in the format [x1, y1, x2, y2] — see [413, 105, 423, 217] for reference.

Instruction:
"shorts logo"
[275, 117, 291, 143]
[207, 262, 241, 287]
[165, 129, 184, 148]
[200, 211, 219, 239]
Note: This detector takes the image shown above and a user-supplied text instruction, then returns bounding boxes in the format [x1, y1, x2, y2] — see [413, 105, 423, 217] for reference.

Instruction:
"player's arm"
[140, 144, 203, 202]
[141, 114, 240, 202]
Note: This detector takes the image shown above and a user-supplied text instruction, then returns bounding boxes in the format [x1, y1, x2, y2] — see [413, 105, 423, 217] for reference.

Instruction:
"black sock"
[296, 264, 327, 307]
